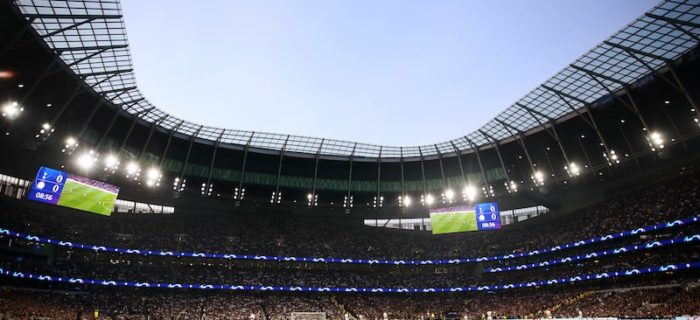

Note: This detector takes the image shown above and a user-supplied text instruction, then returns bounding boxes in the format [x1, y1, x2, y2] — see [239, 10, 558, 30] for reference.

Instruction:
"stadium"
[0, 0, 699, 319]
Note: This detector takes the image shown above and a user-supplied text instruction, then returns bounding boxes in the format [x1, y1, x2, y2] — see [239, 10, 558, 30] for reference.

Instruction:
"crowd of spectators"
[1, 285, 699, 320]
[1, 169, 700, 318]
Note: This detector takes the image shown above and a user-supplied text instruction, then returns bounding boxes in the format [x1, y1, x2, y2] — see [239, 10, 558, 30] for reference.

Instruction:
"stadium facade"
[0, 0, 699, 214]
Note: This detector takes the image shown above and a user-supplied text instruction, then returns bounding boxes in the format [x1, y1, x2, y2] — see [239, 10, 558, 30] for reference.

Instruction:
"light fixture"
[307, 193, 318, 207]
[145, 167, 162, 188]
[1, 102, 22, 119]
[532, 170, 545, 186]
[125, 162, 140, 179]
[401, 195, 412, 207]
[604, 149, 620, 166]
[75, 152, 96, 170]
[444, 189, 455, 202]
[463, 185, 478, 202]
[505, 180, 518, 193]
[424, 194, 434, 206]
[234, 187, 245, 200]
[104, 154, 119, 169]
[343, 195, 353, 208]
[647, 131, 664, 151]
[147, 167, 161, 180]
[567, 162, 581, 177]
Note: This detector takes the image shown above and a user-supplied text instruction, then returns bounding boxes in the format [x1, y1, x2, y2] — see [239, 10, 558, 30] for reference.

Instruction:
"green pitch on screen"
[430, 210, 478, 234]
[56, 179, 116, 216]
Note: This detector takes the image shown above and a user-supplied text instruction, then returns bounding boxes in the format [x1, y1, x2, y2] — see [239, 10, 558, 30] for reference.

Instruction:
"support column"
[466, 138, 489, 189]
[236, 133, 255, 198]
[311, 139, 324, 201]
[177, 125, 204, 190]
[345, 143, 357, 208]
[274, 136, 290, 201]
[204, 130, 225, 196]
[158, 119, 184, 168]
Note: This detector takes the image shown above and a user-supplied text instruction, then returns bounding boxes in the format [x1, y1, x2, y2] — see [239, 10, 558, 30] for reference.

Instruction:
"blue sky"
[122, 0, 658, 146]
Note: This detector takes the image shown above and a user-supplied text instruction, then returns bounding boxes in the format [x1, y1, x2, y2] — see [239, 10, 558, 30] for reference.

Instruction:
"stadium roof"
[12, 0, 700, 159]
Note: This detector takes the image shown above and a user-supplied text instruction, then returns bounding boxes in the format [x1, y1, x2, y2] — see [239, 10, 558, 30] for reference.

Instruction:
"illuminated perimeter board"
[26, 167, 120, 216]
[430, 203, 501, 234]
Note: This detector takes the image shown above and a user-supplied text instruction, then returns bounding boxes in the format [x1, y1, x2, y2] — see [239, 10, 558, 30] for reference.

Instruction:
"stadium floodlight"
[603, 149, 620, 166]
[444, 189, 455, 202]
[372, 195, 383, 208]
[647, 131, 665, 151]
[531, 170, 545, 186]
[271, 191, 281, 204]
[1, 101, 22, 119]
[506, 180, 518, 193]
[125, 161, 140, 180]
[234, 187, 245, 200]
[307, 193, 319, 207]
[145, 167, 162, 188]
[36, 122, 55, 141]
[483, 185, 495, 198]
[75, 152, 96, 170]
[62, 136, 79, 154]
[65, 136, 77, 147]
[424, 194, 434, 206]
[104, 154, 119, 171]
[174, 177, 187, 192]
[146, 167, 161, 180]
[462, 185, 478, 202]
[343, 195, 353, 208]
[567, 162, 581, 177]
[401, 195, 412, 207]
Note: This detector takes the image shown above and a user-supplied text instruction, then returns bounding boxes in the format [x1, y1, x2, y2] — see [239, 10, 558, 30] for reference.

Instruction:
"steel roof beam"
[516, 103, 570, 165]
[274, 136, 291, 201]
[346, 143, 357, 206]
[79, 68, 133, 78]
[572, 65, 649, 129]
[95, 99, 142, 151]
[376, 146, 382, 203]
[479, 130, 511, 185]
[178, 125, 204, 191]
[545, 86, 612, 163]
[158, 118, 184, 168]
[645, 13, 700, 29]
[138, 113, 169, 162]
[97, 86, 136, 96]
[603, 41, 671, 63]
[497, 119, 537, 178]
[311, 139, 324, 202]
[236, 133, 256, 197]
[466, 138, 489, 190]
[24, 14, 123, 20]
[449, 141, 467, 185]
[569, 64, 626, 86]
[434, 145, 447, 190]
[62, 47, 111, 68]
[55, 44, 128, 53]
[40, 18, 97, 39]
[204, 130, 226, 195]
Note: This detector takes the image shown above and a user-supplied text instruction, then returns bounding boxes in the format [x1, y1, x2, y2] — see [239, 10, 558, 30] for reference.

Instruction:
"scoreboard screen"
[27, 167, 119, 216]
[430, 202, 501, 235]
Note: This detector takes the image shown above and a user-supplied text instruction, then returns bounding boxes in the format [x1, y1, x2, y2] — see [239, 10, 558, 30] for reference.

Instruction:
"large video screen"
[430, 202, 500, 235]
[27, 167, 119, 216]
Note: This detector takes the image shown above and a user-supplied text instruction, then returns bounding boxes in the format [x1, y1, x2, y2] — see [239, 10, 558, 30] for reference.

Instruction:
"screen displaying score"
[27, 167, 119, 216]
[430, 202, 501, 235]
